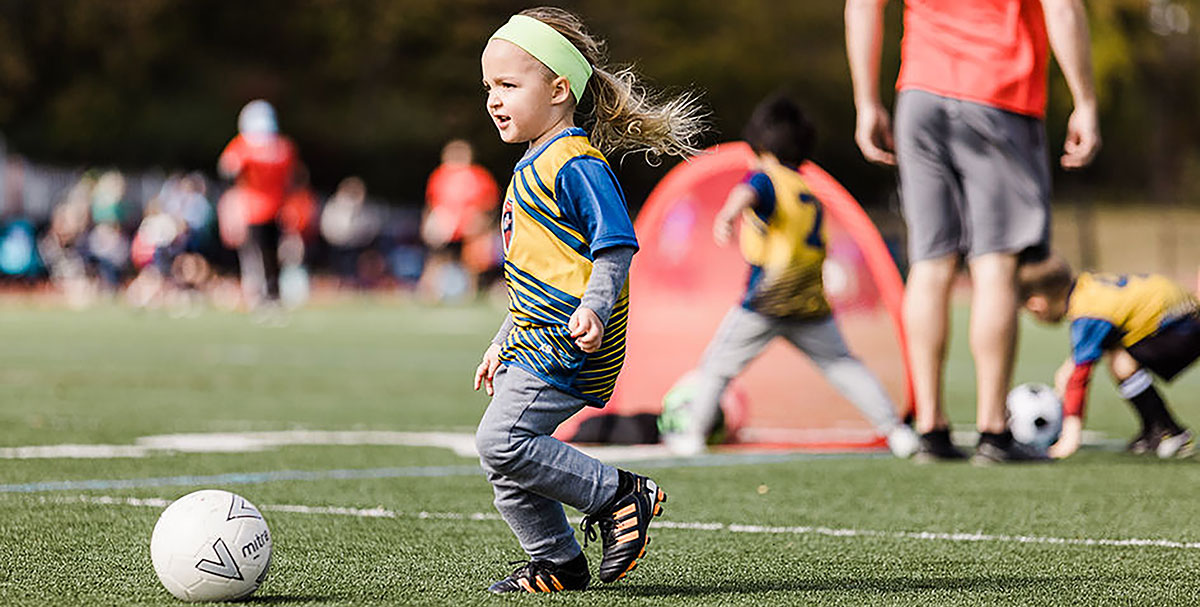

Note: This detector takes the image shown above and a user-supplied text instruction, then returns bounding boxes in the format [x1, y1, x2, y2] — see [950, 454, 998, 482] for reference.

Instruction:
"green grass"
[1, 300, 1198, 606]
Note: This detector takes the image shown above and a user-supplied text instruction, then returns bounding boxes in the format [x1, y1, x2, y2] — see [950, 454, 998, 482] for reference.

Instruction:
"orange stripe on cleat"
[615, 517, 637, 531]
[614, 503, 637, 519]
[616, 530, 640, 544]
[535, 577, 552, 593]
[658, 489, 667, 503]
[653, 503, 663, 516]
[517, 578, 535, 593]
[549, 575, 564, 591]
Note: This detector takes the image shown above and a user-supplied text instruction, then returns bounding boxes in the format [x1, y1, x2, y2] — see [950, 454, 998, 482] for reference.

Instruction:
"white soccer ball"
[150, 490, 272, 602]
[1007, 383, 1064, 451]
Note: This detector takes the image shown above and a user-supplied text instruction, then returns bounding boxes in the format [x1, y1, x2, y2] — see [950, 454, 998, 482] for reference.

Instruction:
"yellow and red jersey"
[1062, 272, 1200, 416]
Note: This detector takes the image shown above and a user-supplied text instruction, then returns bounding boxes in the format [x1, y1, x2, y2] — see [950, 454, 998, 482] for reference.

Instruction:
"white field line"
[51, 495, 1200, 552]
[0, 429, 1121, 461]
[0, 431, 694, 461]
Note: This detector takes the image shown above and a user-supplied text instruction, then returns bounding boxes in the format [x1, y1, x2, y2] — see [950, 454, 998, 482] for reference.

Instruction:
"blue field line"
[0, 451, 886, 494]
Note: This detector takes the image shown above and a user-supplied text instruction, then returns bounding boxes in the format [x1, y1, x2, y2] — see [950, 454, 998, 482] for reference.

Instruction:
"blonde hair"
[518, 6, 707, 162]
[1017, 253, 1074, 300]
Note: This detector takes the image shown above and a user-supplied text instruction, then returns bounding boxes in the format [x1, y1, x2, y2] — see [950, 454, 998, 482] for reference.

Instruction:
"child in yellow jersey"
[1018, 254, 1199, 459]
[662, 95, 918, 459]
[472, 7, 706, 594]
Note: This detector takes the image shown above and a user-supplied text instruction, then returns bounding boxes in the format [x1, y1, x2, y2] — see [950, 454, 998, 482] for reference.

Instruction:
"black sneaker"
[581, 474, 666, 583]
[487, 556, 589, 593]
[1126, 428, 1163, 455]
[913, 428, 967, 463]
[971, 431, 1050, 466]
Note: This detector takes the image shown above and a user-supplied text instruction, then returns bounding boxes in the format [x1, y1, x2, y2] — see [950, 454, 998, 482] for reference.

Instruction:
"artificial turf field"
[1, 300, 1198, 606]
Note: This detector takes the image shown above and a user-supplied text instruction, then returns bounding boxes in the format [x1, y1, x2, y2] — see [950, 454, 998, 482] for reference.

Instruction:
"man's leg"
[893, 91, 964, 445]
[966, 252, 1019, 435]
[904, 255, 957, 434]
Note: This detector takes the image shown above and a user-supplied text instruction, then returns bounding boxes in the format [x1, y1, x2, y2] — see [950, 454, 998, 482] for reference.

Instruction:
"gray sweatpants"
[474, 365, 620, 564]
[686, 306, 902, 438]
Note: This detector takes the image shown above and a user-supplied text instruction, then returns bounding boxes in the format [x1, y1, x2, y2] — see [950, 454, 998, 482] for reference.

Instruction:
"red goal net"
[557, 143, 912, 449]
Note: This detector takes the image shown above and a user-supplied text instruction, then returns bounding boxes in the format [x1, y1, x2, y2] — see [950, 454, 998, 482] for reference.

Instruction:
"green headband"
[490, 14, 592, 103]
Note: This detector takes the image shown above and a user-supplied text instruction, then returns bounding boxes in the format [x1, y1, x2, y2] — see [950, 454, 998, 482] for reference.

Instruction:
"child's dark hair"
[742, 94, 816, 167]
[1017, 253, 1074, 300]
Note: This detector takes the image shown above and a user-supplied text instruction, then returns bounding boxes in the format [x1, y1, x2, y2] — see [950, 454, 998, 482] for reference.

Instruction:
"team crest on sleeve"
[501, 197, 514, 254]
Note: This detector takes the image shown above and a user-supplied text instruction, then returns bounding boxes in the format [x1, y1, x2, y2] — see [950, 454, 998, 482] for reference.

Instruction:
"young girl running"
[472, 6, 706, 594]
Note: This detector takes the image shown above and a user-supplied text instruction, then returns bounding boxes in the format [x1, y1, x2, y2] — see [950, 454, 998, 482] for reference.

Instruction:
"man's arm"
[1042, 0, 1101, 169]
[845, 0, 896, 166]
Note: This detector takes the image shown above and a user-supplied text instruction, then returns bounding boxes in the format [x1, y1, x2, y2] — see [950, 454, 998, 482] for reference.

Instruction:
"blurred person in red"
[421, 139, 500, 299]
[319, 176, 380, 289]
[217, 99, 299, 309]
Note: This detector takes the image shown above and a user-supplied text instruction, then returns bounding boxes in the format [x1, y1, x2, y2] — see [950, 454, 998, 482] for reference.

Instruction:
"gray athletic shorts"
[895, 89, 1051, 263]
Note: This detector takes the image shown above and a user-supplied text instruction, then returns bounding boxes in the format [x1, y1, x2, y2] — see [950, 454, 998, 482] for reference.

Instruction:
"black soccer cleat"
[1126, 428, 1163, 455]
[970, 431, 1050, 466]
[913, 428, 967, 463]
[487, 557, 589, 594]
[581, 474, 667, 583]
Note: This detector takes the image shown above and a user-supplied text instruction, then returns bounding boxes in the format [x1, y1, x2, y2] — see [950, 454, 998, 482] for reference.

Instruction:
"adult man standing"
[845, 0, 1101, 463]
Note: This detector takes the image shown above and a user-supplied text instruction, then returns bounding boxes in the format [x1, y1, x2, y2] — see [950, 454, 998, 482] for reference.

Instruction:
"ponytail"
[518, 7, 708, 161]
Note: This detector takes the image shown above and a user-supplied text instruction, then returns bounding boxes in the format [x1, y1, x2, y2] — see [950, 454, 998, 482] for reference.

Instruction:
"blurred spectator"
[319, 176, 380, 288]
[85, 170, 131, 293]
[163, 172, 216, 255]
[278, 168, 318, 307]
[126, 199, 179, 309]
[0, 217, 40, 279]
[279, 167, 319, 244]
[218, 99, 299, 310]
[421, 139, 500, 300]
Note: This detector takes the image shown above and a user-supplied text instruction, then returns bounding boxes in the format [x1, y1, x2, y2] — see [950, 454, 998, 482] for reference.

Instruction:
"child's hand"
[1048, 415, 1083, 459]
[473, 344, 503, 396]
[712, 212, 736, 247]
[568, 307, 604, 353]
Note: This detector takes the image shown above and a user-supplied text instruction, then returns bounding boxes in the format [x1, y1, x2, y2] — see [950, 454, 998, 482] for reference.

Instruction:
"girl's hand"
[473, 344, 503, 396]
[1048, 415, 1083, 459]
[568, 307, 604, 353]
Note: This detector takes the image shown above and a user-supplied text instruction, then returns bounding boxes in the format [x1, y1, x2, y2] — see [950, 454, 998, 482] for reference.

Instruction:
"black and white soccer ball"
[150, 490, 272, 602]
[1007, 383, 1064, 451]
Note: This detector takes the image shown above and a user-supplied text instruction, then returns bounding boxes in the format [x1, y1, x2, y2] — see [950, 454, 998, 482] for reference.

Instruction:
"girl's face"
[481, 39, 572, 147]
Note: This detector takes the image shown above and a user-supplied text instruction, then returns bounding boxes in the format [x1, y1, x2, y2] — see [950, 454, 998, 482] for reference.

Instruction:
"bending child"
[473, 7, 706, 594]
[1018, 254, 1198, 459]
[662, 95, 918, 459]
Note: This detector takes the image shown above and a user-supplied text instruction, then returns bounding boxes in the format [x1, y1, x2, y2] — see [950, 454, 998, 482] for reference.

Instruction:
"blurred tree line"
[0, 0, 1196, 211]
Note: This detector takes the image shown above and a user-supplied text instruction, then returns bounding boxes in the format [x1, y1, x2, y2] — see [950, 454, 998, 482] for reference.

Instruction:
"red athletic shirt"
[218, 134, 298, 225]
[898, 0, 1049, 118]
[424, 164, 500, 243]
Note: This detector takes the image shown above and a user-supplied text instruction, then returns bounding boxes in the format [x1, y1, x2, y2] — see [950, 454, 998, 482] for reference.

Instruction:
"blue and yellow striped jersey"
[498, 128, 638, 405]
[738, 158, 831, 319]
[1067, 272, 1200, 364]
